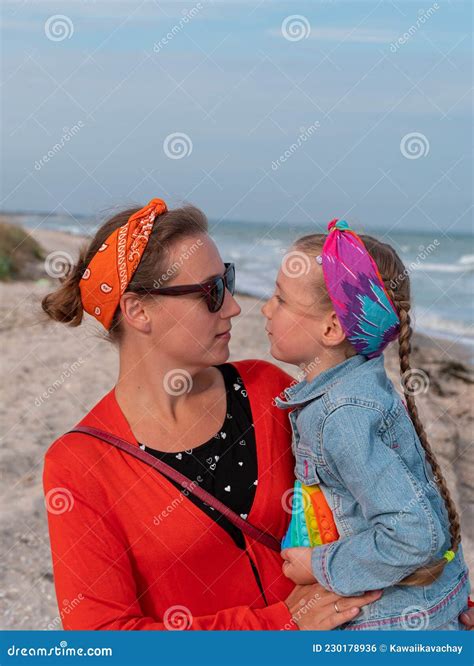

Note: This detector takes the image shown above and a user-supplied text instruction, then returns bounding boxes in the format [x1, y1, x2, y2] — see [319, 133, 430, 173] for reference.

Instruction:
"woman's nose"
[222, 289, 241, 318]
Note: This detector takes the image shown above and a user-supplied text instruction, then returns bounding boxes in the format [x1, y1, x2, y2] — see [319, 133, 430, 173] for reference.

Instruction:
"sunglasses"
[134, 263, 235, 313]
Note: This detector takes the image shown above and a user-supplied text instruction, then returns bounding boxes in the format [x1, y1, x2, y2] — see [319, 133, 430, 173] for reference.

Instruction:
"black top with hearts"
[141, 363, 257, 549]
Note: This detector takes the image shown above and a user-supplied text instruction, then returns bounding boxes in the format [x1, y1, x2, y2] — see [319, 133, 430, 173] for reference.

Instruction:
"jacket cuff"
[311, 544, 337, 593]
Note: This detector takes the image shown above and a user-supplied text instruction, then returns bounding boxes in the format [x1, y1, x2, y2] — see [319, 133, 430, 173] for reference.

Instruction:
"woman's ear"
[119, 293, 153, 333]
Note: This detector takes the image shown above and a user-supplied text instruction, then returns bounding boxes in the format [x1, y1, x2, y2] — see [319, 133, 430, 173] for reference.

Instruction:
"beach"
[0, 225, 472, 630]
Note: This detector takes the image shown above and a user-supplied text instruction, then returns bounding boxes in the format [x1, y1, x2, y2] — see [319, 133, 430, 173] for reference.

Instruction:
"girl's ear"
[322, 311, 346, 347]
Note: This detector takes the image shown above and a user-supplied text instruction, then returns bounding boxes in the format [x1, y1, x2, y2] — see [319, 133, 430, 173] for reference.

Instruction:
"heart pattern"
[144, 368, 257, 544]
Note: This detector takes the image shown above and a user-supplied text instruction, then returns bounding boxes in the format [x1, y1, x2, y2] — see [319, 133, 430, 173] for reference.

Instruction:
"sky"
[1, 0, 472, 232]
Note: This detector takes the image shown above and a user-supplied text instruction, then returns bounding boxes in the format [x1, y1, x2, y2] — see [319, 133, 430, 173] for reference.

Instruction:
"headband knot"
[328, 218, 350, 232]
[79, 198, 168, 330]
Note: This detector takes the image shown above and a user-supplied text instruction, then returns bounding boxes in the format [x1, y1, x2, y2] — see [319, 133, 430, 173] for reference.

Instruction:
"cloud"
[270, 26, 398, 44]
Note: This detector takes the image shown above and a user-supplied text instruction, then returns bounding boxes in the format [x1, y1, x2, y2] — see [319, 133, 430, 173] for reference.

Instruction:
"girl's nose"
[261, 300, 270, 318]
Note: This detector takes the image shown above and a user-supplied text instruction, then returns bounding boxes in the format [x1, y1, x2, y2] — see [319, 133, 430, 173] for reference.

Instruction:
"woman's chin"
[209, 340, 231, 363]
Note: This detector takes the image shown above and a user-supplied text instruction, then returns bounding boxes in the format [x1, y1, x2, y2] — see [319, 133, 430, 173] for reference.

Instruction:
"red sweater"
[43, 360, 299, 630]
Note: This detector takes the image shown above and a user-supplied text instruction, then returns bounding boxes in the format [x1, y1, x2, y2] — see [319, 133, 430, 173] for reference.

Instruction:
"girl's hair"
[294, 232, 461, 587]
[41, 204, 208, 343]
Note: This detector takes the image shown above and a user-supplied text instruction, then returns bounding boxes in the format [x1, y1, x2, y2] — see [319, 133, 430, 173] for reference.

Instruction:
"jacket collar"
[275, 354, 369, 409]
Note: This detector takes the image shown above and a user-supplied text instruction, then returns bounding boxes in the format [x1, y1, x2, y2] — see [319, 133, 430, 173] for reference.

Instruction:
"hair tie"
[79, 198, 168, 330]
[316, 218, 400, 358]
[443, 550, 455, 563]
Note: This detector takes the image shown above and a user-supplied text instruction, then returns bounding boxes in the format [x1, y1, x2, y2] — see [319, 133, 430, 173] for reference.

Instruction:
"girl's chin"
[268, 340, 296, 365]
[267, 341, 284, 362]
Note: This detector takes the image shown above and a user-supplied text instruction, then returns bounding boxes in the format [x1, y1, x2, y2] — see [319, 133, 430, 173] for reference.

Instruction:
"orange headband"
[79, 198, 168, 330]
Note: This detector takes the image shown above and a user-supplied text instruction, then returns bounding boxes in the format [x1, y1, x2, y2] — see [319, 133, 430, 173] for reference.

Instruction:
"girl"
[262, 219, 470, 630]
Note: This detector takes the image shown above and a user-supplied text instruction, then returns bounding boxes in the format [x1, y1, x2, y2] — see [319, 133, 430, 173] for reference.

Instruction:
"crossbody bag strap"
[67, 425, 281, 552]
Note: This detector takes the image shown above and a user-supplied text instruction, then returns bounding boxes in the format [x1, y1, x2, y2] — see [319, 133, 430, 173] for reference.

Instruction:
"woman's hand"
[284, 582, 383, 630]
[460, 605, 474, 629]
[281, 547, 317, 584]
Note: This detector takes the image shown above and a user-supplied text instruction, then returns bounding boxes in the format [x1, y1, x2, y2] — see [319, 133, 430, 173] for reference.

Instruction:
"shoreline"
[0, 224, 472, 630]
[7, 223, 474, 368]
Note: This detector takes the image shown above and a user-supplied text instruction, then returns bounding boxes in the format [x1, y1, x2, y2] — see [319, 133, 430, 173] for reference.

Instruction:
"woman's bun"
[41, 248, 86, 326]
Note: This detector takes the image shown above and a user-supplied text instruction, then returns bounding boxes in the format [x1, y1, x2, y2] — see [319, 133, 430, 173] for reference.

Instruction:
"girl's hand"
[284, 583, 383, 630]
[281, 547, 317, 584]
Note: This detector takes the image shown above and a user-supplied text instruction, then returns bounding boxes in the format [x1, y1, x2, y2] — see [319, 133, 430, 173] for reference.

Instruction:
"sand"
[0, 226, 472, 629]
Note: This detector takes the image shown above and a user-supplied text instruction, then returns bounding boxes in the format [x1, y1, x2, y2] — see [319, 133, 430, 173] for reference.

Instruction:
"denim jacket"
[275, 354, 470, 630]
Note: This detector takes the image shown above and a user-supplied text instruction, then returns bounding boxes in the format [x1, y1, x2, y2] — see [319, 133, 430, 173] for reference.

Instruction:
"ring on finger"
[334, 601, 340, 613]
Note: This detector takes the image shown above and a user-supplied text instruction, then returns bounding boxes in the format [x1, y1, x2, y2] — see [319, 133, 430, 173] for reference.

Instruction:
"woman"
[42, 199, 473, 631]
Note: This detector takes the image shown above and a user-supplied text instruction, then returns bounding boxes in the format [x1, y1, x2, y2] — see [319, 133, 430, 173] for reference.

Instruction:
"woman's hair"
[41, 204, 208, 343]
[294, 232, 461, 587]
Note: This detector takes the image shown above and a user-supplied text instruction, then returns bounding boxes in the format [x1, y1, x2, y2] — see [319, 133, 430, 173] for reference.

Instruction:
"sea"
[7, 210, 474, 359]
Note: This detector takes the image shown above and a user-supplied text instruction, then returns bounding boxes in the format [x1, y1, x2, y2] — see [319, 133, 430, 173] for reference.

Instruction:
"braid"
[387, 290, 462, 586]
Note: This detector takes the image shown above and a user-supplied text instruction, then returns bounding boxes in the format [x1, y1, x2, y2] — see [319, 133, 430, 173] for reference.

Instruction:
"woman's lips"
[215, 330, 231, 340]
